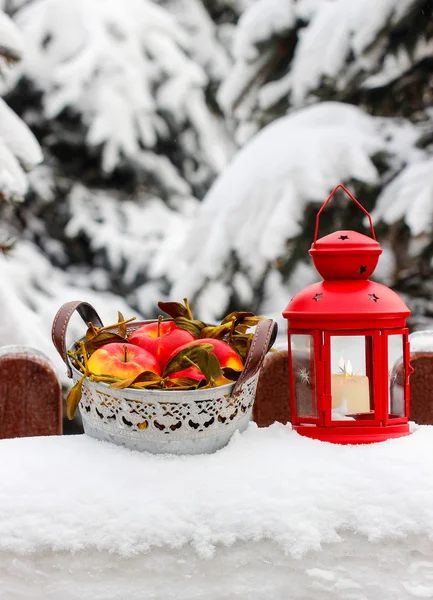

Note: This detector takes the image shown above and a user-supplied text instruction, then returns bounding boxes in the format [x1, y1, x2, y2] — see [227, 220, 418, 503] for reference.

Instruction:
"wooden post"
[0, 346, 62, 438]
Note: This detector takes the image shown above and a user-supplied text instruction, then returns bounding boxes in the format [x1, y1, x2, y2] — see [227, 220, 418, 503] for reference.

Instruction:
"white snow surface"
[1, 424, 433, 599]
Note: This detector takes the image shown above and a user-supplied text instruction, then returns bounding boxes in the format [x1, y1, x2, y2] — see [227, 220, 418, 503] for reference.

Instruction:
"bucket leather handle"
[52, 301, 104, 378]
[232, 319, 278, 396]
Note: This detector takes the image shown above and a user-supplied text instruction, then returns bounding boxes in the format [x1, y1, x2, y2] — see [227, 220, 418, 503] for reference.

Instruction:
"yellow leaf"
[66, 374, 86, 420]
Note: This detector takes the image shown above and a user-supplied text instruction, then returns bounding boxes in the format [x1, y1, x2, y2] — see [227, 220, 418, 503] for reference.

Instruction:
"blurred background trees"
[1, 0, 433, 371]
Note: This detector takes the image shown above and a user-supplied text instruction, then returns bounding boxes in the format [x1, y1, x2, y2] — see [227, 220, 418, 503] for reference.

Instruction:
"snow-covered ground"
[1, 423, 433, 599]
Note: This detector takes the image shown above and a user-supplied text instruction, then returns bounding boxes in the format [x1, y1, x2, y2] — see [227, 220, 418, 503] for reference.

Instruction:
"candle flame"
[338, 356, 355, 378]
[345, 359, 353, 377]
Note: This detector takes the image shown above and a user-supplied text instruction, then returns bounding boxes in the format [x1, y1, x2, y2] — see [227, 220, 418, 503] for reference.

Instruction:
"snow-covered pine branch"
[372, 157, 433, 236]
[0, 239, 140, 382]
[0, 7, 22, 63]
[219, 0, 429, 137]
[155, 102, 411, 322]
[10, 0, 234, 192]
[64, 183, 195, 314]
[0, 7, 41, 201]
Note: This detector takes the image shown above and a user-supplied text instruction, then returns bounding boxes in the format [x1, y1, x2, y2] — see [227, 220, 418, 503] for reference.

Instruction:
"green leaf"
[220, 311, 256, 325]
[222, 367, 242, 381]
[200, 323, 232, 339]
[196, 349, 209, 377]
[157, 301, 189, 319]
[229, 335, 251, 361]
[220, 311, 263, 334]
[208, 352, 223, 382]
[174, 316, 207, 338]
[85, 322, 101, 341]
[194, 349, 222, 384]
[66, 374, 87, 420]
[163, 343, 214, 376]
[117, 311, 127, 338]
[168, 377, 201, 389]
[84, 331, 126, 354]
[110, 371, 162, 389]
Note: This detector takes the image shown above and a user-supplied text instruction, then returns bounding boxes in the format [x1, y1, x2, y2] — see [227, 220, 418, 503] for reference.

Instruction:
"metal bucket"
[53, 301, 277, 455]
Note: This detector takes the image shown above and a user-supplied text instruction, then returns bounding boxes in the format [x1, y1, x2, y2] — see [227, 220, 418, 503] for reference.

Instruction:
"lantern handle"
[313, 184, 376, 244]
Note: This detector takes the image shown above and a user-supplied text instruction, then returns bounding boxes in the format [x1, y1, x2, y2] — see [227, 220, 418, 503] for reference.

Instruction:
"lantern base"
[293, 423, 411, 445]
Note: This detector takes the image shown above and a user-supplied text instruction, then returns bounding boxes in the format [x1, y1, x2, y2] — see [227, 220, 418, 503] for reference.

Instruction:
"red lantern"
[283, 184, 413, 444]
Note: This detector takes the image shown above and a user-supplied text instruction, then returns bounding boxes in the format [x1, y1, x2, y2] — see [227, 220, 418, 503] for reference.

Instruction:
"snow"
[157, 102, 385, 319]
[0, 97, 42, 199]
[233, 0, 295, 61]
[1, 424, 433, 598]
[0, 7, 42, 202]
[409, 330, 433, 354]
[12, 0, 232, 177]
[288, 0, 417, 105]
[0, 8, 23, 63]
[289, 0, 422, 105]
[371, 158, 433, 237]
[159, 0, 231, 81]
[0, 241, 140, 384]
[218, 0, 297, 115]
[362, 37, 433, 90]
[0, 98, 42, 170]
[219, 0, 424, 122]
[66, 183, 194, 292]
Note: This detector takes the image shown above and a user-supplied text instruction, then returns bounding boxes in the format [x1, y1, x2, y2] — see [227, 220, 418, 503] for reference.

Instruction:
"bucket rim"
[69, 351, 236, 401]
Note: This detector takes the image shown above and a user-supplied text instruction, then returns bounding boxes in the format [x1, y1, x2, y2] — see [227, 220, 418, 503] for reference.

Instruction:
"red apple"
[166, 338, 243, 385]
[167, 365, 206, 387]
[87, 342, 160, 379]
[128, 321, 195, 370]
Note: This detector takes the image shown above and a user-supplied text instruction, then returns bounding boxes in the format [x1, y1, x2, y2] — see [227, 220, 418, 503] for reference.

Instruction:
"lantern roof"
[283, 279, 410, 330]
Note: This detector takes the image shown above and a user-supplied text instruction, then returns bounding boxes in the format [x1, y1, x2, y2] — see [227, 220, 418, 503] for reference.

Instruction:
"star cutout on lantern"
[369, 293, 379, 302]
[359, 265, 367, 274]
[297, 367, 311, 385]
[339, 235, 349, 240]
[313, 293, 323, 302]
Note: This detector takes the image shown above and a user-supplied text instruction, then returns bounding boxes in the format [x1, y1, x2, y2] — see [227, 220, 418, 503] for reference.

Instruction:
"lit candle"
[331, 357, 370, 415]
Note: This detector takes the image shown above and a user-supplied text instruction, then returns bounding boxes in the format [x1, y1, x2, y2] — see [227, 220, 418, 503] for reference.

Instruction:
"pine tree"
[160, 0, 433, 328]
[2, 0, 235, 322]
[0, 2, 150, 374]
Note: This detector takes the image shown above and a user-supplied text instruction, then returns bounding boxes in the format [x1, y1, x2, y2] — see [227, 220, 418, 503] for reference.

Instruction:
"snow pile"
[155, 102, 392, 321]
[1, 424, 433, 598]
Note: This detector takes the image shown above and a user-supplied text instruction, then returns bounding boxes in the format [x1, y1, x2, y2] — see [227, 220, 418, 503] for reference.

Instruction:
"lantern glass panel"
[290, 334, 317, 418]
[330, 335, 373, 420]
[388, 334, 405, 418]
